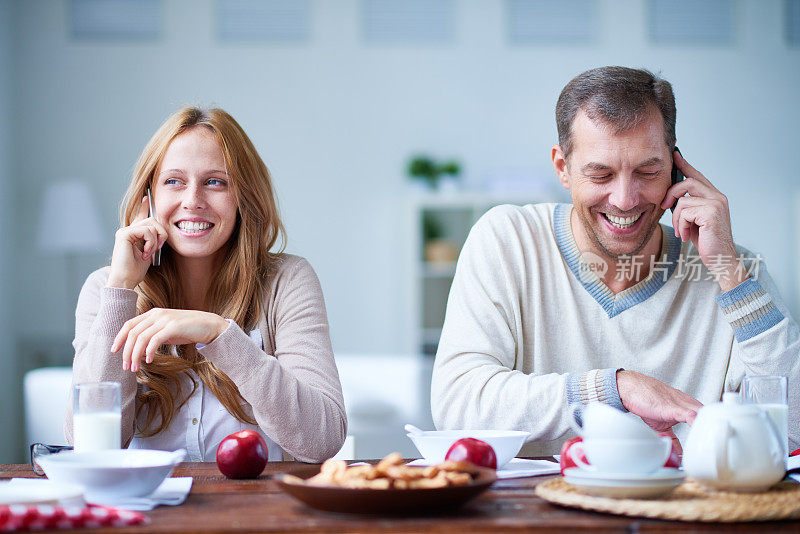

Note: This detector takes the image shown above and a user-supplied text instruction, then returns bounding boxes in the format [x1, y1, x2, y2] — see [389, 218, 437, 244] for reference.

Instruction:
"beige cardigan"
[64, 254, 347, 462]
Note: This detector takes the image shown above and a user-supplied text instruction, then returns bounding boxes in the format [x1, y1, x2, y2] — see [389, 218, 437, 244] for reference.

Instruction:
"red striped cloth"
[0, 504, 148, 531]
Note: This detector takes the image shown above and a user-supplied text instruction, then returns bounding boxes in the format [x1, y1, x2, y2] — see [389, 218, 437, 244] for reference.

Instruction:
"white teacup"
[569, 437, 672, 475]
[571, 402, 659, 440]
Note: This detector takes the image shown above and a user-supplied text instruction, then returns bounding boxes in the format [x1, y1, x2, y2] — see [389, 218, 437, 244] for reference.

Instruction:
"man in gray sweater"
[431, 66, 799, 456]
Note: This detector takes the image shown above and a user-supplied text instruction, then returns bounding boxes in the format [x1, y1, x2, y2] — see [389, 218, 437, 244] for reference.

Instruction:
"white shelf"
[421, 262, 457, 278]
[410, 191, 548, 209]
[409, 191, 552, 355]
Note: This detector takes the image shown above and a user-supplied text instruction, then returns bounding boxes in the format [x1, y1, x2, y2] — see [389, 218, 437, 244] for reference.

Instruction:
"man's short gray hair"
[556, 66, 676, 158]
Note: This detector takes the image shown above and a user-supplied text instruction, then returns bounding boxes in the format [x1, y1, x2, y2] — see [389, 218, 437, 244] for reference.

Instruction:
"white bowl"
[407, 430, 529, 468]
[37, 449, 186, 501]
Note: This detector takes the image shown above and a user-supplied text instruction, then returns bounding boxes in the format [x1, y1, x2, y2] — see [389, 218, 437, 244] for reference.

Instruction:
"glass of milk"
[741, 375, 788, 459]
[73, 382, 122, 453]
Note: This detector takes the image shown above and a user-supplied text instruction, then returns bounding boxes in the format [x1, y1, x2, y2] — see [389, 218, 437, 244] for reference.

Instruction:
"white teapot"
[683, 393, 785, 491]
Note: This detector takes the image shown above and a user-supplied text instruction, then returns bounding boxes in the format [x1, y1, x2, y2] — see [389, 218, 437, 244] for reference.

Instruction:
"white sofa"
[23, 367, 73, 448]
[334, 353, 434, 459]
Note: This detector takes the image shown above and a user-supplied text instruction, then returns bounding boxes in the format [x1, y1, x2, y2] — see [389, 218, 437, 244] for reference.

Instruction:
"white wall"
[0, 0, 16, 462]
[10, 0, 800, 354]
[3, 0, 800, 459]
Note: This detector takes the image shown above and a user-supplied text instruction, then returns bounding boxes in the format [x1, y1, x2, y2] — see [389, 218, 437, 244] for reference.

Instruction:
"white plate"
[0, 480, 84, 505]
[563, 467, 685, 499]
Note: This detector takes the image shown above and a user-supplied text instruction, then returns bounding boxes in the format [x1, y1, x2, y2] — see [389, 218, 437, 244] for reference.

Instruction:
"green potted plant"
[407, 156, 461, 191]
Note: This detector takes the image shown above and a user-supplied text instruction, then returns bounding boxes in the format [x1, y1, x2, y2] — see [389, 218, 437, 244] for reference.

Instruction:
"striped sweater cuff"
[716, 278, 784, 342]
[566, 368, 625, 412]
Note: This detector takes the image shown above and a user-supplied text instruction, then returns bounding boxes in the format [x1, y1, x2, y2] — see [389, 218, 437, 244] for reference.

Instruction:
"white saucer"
[563, 467, 685, 499]
[0, 480, 84, 505]
[564, 467, 684, 482]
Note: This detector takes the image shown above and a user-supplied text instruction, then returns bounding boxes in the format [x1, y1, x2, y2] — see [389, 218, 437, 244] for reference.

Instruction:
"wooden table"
[3, 461, 800, 532]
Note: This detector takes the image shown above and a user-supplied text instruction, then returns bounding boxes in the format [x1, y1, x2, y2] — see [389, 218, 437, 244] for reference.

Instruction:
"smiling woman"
[154, 127, 239, 264]
[63, 107, 347, 463]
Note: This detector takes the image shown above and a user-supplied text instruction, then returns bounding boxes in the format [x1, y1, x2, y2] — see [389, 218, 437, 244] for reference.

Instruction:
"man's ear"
[551, 144, 570, 190]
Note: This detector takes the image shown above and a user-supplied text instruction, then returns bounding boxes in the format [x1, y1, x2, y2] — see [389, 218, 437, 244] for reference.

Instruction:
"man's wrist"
[616, 370, 631, 411]
[716, 258, 749, 292]
[707, 249, 747, 292]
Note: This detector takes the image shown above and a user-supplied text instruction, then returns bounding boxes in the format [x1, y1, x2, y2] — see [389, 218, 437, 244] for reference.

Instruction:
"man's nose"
[608, 176, 639, 212]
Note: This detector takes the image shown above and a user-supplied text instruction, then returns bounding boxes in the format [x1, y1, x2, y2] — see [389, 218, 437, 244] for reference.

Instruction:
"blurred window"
[648, 0, 734, 45]
[363, 0, 454, 44]
[217, 0, 310, 43]
[70, 0, 161, 41]
[506, 0, 597, 45]
[788, 0, 800, 47]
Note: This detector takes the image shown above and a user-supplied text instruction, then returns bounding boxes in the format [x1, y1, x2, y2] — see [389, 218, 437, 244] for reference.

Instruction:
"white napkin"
[788, 455, 800, 472]
[786, 455, 800, 483]
[407, 458, 560, 479]
[10, 477, 193, 511]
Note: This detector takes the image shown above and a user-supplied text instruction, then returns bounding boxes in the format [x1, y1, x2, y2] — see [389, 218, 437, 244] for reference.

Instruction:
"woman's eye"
[207, 179, 226, 186]
[164, 178, 180, 185]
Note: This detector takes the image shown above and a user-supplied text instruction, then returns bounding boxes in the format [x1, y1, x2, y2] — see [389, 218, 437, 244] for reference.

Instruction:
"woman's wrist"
[105, 276, 139, 290]
[202, 315, 232, 345]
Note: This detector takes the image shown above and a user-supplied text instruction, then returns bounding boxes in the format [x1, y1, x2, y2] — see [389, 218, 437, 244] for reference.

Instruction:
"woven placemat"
[535, 477, 800, 522]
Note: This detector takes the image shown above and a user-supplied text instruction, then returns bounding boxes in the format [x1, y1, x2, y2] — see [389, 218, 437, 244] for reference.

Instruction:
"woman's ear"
[551, 145, 570, 190]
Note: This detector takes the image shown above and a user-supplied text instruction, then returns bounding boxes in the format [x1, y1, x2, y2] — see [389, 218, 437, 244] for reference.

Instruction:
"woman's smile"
[175, 217, 216, 236]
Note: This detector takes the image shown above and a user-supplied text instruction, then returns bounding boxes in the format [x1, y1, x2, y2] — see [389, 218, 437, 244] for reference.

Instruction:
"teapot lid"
[723, 392, 741, 405]
[702, 392, 761, 418]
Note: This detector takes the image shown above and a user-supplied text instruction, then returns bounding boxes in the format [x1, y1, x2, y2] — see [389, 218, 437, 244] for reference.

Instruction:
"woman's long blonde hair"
[120, 107, 286, 436]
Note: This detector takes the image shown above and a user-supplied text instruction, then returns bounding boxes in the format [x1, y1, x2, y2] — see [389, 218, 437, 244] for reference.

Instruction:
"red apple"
[445, 438, 497, 470]
[216, 430, 268, 479]
[559, 437, 586, 475]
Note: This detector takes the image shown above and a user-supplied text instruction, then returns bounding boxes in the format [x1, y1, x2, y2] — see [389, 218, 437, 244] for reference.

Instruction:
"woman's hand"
[111, 309, 230, 372]
[106, 196, 169, 290]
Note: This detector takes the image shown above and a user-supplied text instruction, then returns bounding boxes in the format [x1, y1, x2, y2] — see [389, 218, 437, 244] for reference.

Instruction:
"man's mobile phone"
[669, 146, 684, 212]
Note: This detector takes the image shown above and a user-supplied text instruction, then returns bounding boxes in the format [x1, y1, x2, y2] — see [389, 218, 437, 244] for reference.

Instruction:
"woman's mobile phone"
[147, 188, 161, 267]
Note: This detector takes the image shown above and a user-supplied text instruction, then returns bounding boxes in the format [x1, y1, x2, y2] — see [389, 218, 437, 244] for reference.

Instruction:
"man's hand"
[616, 370, 702, 432]
[660, 150, 747, 292]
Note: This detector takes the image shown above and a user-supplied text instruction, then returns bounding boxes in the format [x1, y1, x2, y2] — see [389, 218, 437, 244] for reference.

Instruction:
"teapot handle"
[568, 404, 584, 436]
[711, 419, 733, 482]
[568, 441, 592, 471]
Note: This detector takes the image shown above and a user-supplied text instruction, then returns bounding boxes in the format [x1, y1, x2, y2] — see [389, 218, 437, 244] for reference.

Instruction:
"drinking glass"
[741, 375, 788, 458]
[73, 382, 122, 453]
